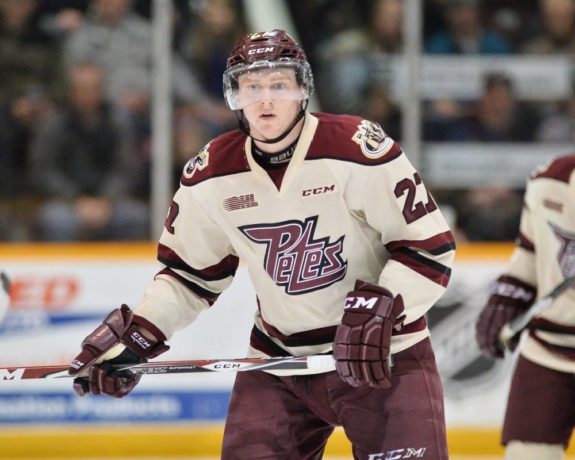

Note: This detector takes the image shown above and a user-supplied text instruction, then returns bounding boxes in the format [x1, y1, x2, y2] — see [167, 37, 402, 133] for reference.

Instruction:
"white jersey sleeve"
[341, 130, 454, 324]
[135, 143, 240, 337]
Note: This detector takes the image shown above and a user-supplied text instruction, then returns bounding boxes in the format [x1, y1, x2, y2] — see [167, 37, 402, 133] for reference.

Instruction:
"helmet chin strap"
[236, 100, 309, 145]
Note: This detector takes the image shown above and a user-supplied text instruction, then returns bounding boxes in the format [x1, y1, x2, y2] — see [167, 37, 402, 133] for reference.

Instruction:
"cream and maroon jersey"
[135, 112, 455, 366]
[506, 154, 575, 372]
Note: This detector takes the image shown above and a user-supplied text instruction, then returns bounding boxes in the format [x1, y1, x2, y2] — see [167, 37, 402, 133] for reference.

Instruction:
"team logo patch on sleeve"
[183, 143, 210, 179]
[352, 120, 394, 159]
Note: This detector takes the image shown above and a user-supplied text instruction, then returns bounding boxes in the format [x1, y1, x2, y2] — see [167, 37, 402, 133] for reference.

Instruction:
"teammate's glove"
[475, 275, 536, 358]
[69, 304, 170, 398]
[333, 281, 405, 389]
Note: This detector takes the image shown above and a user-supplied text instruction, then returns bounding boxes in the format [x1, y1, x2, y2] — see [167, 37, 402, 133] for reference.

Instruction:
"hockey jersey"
[135, 112, 455, 367]
[507, 153, 575, 372]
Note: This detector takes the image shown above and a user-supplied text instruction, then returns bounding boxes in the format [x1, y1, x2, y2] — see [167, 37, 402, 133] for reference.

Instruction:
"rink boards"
[0, 242, 551, 457]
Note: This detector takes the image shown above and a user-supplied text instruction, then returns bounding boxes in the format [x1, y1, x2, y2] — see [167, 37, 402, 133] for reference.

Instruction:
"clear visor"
[223, 60, 313, 110]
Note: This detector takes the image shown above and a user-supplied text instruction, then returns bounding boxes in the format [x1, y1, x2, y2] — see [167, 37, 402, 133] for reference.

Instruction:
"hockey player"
[476, 154, 575, 460]
[68, 29, 455, 459]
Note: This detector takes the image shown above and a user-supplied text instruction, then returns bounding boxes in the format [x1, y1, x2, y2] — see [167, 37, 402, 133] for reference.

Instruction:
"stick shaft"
[0, 355, 336, 381]
[499, 274, 575, 346]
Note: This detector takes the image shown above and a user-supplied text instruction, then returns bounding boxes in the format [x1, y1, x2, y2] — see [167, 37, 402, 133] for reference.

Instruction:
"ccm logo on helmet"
[248, 47, 274, 55]
[345, 296, 378, 310]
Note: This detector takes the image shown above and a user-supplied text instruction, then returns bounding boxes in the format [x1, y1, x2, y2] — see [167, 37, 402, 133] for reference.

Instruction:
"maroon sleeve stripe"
[249, 326, 291, 357]
[385, 231, 456, 255]
[531, 318, 575, 334]
[156, 267, 219, 306]
[384, 232, 454, 286]
[516, 232, 535, 252]
[389, 247, 451, 287]
[158, 244, 239, 281]
[529, 328, 575, 359]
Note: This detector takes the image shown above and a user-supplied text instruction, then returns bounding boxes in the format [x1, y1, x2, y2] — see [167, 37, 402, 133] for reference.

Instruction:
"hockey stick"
[499, 274, 575, 349]
[0, 355, 336, 381]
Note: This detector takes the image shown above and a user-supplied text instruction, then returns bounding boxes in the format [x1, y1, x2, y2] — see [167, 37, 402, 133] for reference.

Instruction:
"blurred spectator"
[521, 0, 575, 53]
[430, 73, 541, 142]
[174, 0, 242, 166]
[36, 1, 86, 38]
[488, 3, 534, 50]
[360, 82, 402, 140]
[179, 0, 245, 100]
[62, 0, 235, 183]
[454, 186, 523, 241]
[536, 90, 575, 142]
[423, 0, 513, 140]
[288, 0, 366, 67]
[315, 0, 403, 114]
[0, 0, 62, 239]
[365, 0, 403, 54]
[62, 0, 208, 127]
[29, 63, 148, 241]
[425, 0, 512, 54]
[0, 0, 63, 106]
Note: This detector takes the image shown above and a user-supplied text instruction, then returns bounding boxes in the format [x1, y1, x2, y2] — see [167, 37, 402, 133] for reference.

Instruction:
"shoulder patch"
[351, 120, 394, 159]
[182, 142, 210, 181]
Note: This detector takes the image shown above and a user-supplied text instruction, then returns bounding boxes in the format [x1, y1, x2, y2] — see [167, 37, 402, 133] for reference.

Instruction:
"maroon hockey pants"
[503, 355, 575, 447]
[221, 338, 448, 459]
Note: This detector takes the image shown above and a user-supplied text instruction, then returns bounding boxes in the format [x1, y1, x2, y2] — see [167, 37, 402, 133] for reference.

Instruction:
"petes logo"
[352, 120, 394, 159]
[550, 222, 575, 278]
[239, 216, 347, 295]
[183, 143, 210, 180]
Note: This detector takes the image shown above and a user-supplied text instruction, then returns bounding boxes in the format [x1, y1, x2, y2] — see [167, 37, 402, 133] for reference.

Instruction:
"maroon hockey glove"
[69, 304, 170, 398]
[476, 275, 536, 358]
[333, 281, 405, 389]
[73, 348, 145, 398]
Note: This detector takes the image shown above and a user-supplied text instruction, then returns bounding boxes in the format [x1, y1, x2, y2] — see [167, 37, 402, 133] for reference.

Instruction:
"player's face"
[238, 68, 303, 141]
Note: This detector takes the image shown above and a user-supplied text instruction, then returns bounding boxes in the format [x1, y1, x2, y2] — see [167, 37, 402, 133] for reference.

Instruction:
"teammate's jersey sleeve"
[504, 154, 575, 372]
[504, 194, 537, 286]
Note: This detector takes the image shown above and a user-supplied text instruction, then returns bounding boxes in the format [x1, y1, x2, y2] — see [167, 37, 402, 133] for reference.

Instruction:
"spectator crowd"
[0, 0, 573, 242]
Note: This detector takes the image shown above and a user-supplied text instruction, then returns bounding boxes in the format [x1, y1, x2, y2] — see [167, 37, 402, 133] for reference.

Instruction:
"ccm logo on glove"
[345, 295, 379, 310]
[334, 281, 405, 389]
[130, 331, 153, 351]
